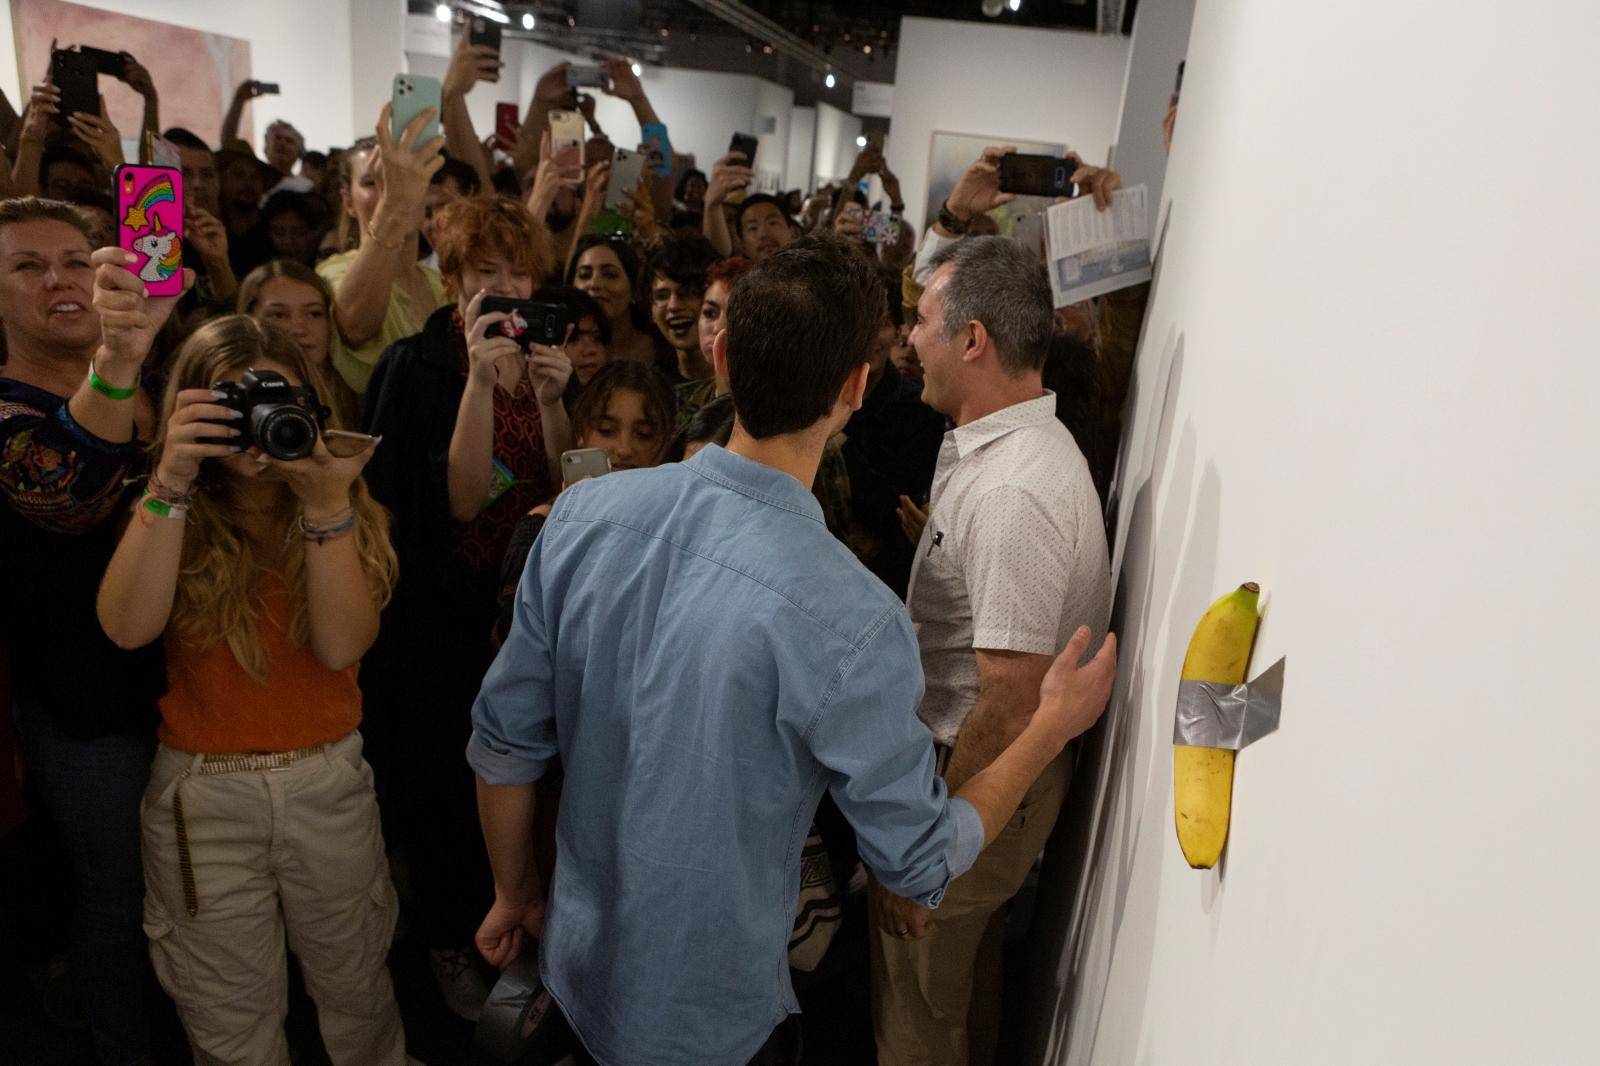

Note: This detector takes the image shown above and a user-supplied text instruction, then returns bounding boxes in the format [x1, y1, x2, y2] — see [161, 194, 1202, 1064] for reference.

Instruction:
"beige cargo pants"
[870, 750, 1070, 1066]
[139, 731, 406, 1066]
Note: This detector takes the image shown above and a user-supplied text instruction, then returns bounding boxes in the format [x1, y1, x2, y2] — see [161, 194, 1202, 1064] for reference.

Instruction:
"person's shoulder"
[315, 249, 355, 284]
[0, 379, 55, 425]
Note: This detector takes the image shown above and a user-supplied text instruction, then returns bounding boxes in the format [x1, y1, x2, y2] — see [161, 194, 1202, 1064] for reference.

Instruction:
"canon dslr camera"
[204, 369, 329, 461]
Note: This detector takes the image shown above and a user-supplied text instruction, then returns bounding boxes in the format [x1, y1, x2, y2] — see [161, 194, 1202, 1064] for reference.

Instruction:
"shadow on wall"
[1021, 313, 1229, 1063]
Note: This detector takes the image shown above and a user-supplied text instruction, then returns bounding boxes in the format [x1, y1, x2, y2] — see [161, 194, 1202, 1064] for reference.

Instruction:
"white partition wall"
[812, 100, 862, 186]
[786, 106, 817, 195]
[1032, 3, 1600, 1064]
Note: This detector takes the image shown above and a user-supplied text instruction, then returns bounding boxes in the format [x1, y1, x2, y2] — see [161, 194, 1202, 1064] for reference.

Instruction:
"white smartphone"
[605, 147, 650, 210]
[561, 448, 612, 487]
[549, 108, 584, 182]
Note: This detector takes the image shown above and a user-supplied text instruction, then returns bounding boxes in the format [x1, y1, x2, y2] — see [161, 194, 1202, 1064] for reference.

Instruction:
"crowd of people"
[0, 33, 1137, 1066]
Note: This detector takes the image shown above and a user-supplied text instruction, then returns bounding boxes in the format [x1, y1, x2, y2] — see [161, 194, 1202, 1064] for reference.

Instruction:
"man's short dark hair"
[644, 235, 718, 293]
[928, 235, 1053, 375]
[725, 233, 881, 439]
[735, 193, 792, 232]
[162, 127, 211, 152]
[434, 155, 482, 196]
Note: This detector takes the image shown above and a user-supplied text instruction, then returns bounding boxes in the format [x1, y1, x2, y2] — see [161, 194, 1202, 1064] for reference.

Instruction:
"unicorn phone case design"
[115, 165, 184, 297]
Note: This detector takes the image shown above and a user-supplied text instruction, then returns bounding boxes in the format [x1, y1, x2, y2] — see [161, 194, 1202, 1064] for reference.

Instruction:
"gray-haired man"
[870, 233, 1113, 1066]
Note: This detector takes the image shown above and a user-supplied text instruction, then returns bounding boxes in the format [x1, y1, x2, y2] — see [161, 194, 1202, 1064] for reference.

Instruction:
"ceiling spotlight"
[825, 72, 836, 89]
[434, 3, 451, 22]
[1009, 0, 1023, 9]
[631, 61, 642, 76]
[842, 31, 852, 42]
[855, 135, 867, 149]
[521, 11, 534, 29]
[761, 43, 773, 55]
[660, 26, 669, 37]
[744, 40, 754, 53]
[862, 43, 871, 54]
[981, 0, 1005, 15]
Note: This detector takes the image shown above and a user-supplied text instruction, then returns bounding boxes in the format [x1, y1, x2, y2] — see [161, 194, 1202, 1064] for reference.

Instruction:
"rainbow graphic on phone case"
[115, 165, 184, 296]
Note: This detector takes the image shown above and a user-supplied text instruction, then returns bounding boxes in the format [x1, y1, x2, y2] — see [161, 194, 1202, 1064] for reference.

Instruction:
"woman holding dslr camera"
[95, 307, 408, 1063]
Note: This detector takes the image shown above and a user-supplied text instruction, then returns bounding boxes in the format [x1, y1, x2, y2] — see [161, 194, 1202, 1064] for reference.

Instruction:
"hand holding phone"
[49, 48, 98, 120]
[997, 153, 1079, 199]
[115, 164, 185, 297]
[391, 73, 442, 145]
[481, 297, 572, 351]
[605, 148, 649, 210]
[566, 64, 610, 91]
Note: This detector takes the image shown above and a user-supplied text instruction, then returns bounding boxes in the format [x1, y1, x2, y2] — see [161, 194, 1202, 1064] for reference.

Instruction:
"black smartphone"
[481, 297, 571, 350]
[49, 48, 99, 120]
[469, 15, 502, 55]
[77, 45, 127, 76]
[728, 132, 758, 168]
[255, 81, 281, 96]
[998, 153, 1078, 199]
[1174, 60, 1186, 98]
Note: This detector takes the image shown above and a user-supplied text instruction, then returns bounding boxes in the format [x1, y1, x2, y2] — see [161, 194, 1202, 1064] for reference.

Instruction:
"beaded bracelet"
[298, 507, 356, 546]
[146, 470, 195, 509]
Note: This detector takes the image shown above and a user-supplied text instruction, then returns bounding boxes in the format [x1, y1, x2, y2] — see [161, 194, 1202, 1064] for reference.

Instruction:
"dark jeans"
[15, 701, 155, 1066]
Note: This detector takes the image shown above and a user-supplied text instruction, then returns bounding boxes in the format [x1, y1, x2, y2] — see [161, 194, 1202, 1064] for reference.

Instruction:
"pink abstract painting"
[11, 0, 253, 146]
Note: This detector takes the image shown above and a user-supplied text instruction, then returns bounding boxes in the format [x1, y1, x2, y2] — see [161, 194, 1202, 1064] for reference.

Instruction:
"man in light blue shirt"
[468, 235, 1117, 1065]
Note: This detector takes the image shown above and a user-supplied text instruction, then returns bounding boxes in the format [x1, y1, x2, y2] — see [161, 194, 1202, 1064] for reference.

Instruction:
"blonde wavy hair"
[150, 315, 397, 682]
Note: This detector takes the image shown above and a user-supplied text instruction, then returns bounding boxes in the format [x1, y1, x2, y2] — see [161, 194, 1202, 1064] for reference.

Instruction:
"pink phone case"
[115, 164, 185, 297]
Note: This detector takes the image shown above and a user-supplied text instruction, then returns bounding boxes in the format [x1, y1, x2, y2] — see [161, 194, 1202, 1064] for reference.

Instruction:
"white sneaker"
[429, 947, 491, 1023]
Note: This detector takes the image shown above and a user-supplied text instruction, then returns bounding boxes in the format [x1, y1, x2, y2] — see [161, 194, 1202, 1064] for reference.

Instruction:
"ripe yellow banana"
[1174, 582, 1261, 869]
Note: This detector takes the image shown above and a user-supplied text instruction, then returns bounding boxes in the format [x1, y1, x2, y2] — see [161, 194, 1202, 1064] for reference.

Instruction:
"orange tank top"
[158, 570, 362, 754]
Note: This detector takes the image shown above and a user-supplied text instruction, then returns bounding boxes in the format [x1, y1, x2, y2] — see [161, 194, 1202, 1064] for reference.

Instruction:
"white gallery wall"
[1032, 2, 1600, 1064]
[0, 0, 359, 150]
[1108, 0, 1195, 229]
[886, 16, 1130, 231]
[786, 106, 817, 194]
[812, 100, 863, 187]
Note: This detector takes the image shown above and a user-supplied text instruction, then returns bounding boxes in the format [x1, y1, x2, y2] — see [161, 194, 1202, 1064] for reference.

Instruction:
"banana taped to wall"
[1172, 583, 1286, 869]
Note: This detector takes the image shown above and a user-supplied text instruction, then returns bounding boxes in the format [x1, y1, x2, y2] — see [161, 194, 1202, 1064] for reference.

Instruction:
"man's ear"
[842, 361, 871, 414]
[712, 328, 730, 382]
[962, 321, 991, 365]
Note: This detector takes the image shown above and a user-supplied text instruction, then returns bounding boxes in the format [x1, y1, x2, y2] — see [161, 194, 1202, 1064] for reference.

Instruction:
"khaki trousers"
[871, 750, 1070, 1066]
[140, 732, 405, 1066]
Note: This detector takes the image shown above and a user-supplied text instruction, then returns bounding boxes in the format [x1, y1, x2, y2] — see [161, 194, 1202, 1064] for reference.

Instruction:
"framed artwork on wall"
[11, 0, 253, 148]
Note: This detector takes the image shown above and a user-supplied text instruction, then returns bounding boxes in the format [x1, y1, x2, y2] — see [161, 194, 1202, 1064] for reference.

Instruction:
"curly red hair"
[706, 255, 755, 291]
[433, 195, 555, 294]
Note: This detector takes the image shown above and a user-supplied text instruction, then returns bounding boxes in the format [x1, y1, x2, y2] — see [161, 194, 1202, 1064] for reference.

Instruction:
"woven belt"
[173, 743, 331, 916]
[198, 744, 329, 775]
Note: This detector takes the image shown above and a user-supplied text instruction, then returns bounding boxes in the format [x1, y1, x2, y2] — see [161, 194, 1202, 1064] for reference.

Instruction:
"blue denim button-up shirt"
[468, 445, 983, 1066]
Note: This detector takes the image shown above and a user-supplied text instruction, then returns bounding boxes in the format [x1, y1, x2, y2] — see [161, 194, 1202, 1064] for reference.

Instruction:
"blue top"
[469, 444, 983, 1066]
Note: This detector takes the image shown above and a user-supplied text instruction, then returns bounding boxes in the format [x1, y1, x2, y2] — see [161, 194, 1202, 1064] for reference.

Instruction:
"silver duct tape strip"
[1172, 657, 1286, 750]
[474, 950, 555, 1063]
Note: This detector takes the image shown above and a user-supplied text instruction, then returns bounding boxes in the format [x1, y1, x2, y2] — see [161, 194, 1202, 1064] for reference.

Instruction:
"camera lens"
[252, 403, 318, 461]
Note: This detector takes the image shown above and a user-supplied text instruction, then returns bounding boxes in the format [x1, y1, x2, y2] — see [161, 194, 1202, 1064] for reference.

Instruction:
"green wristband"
[89, 367, 138, 401]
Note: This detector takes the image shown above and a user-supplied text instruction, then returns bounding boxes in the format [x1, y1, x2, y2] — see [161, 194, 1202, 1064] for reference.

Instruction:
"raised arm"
[516, 62, 571, 181]
[702, 151, 752, 257]
[117, 57, 160, 144]
[263, 438, 384, 670]
[11, 79, 57, 196]
[220, 79, 264, 148]
[331, 104, 443, 347]
[447, 292, 513, 520]
[441, 33, 499, 193]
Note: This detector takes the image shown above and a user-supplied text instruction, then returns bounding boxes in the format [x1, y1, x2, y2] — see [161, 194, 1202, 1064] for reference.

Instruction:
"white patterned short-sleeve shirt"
[908, 392, 1113, 747]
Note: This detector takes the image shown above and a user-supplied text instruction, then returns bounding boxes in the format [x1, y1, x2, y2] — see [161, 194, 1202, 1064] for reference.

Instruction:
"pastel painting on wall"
[924, 129, 1066, 235]
[11, 0, 252, 148]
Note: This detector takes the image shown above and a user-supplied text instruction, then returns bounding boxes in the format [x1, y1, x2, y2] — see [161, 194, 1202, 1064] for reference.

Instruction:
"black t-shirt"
[0, 377, 163, 738]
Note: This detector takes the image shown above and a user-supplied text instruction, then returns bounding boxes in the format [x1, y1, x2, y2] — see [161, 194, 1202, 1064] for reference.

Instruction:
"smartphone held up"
[115, 164, 185, 298]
